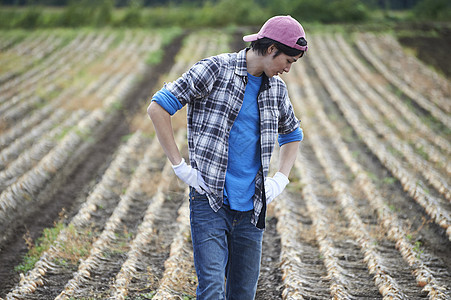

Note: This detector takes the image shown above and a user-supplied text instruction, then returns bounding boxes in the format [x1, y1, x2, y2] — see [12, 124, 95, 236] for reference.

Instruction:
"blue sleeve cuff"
[151, 88, 183, 115]
[278, 127, 303, 146]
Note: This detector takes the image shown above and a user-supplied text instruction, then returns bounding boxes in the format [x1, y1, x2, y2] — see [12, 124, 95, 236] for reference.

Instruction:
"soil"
[396, 23, 451, 78]
[0, 24, 450, 299]
[0, 35, 183, 297]
[255, 216, 284, 299]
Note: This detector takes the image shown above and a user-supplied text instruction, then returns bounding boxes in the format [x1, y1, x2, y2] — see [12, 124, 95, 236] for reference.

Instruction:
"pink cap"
[243, 15, 308, 51]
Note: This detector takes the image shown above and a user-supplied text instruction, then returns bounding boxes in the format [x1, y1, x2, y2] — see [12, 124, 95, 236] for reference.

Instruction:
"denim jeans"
[189, 188, 264, 300]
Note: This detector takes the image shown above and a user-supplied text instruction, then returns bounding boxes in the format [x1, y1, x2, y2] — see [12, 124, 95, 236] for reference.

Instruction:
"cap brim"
[243, 33, 259, 42]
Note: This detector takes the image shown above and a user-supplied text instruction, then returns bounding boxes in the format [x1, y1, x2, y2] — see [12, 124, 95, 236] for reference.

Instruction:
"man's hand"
[264, 172, 289, 204]
[172, 158, 210, 194]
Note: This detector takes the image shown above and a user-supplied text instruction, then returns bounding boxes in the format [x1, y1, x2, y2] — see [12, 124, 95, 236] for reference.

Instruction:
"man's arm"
[278, 140, 300, 177]
[264, 140, 300, 204]
[147, 101, 182, 165]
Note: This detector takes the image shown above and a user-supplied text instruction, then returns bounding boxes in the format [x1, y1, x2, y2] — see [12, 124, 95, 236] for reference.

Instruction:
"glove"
[264, 172, 289, 204]
[172, 158, 210, 194]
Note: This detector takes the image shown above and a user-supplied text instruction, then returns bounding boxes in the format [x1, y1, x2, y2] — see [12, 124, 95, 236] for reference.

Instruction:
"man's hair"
[250, 37, 305, 58]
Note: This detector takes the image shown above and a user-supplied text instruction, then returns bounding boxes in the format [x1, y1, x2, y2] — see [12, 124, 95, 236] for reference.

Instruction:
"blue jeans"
[189, 188, 264, 300]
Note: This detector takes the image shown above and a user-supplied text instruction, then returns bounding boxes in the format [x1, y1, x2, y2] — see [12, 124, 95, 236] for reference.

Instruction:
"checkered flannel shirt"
[165, 48, 301, 227]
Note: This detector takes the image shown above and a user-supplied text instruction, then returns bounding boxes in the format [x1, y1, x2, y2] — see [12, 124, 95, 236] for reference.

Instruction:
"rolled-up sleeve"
[151, 88, 183, 115]
[278, 127, 303, 146]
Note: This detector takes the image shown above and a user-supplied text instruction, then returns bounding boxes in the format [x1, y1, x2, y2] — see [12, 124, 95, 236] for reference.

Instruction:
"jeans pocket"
[189, 187, 208, 201]
[189, 187, 211, 224]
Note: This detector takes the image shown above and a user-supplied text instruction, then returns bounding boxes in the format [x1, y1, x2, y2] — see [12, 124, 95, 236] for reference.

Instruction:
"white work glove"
[264, 172, 289, 204]
[172, 158, 210, 194]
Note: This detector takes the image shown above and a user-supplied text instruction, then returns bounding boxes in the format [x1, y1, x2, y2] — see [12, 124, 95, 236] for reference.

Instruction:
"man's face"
[263, 46, 303, 78]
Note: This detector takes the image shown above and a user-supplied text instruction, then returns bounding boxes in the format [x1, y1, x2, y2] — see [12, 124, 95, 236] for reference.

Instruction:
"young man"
[148, 15, 307, 300]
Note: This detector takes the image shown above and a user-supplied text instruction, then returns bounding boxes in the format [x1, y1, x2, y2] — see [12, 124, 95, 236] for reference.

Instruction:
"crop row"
[355, 34, 450, 129]
[2, 30, 230, 299]
[0, 28, 449, 299]
[271, 32, 450, 299]
[296, 70, 449, 299]
[356, 33, 450, 113]
[0, 32, 112, 108]
[0, 30, 165, 249]
[6, 131, 148, 299]
[325, 34, 450, 175]
[0, 33, 65, 86]
[307, 34, 450, 240]
[334, 34, 450, 157]
[315, 35, 450, 200]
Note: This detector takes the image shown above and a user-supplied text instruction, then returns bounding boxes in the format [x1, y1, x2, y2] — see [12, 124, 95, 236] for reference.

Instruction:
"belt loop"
[189, 186, 194, 200]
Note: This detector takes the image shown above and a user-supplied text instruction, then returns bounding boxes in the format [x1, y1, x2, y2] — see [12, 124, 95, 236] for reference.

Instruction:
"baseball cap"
[243, 15, 308, 51]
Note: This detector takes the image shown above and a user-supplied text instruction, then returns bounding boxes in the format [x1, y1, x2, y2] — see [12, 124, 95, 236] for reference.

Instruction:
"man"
[148, 15, 307, 300]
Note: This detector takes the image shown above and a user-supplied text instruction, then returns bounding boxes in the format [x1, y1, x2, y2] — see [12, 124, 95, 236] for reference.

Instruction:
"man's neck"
[246, 49, 264, 77]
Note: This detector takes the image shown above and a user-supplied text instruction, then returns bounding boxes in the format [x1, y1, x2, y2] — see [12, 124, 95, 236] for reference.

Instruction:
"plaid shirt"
[165, 48, 300, 227]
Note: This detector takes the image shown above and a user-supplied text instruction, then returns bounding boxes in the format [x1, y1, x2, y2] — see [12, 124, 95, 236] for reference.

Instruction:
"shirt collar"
[235, 48, 249, 77]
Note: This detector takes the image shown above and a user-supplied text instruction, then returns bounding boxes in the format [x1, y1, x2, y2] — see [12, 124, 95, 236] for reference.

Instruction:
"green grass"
[15, 221, 96, 274]
[146, 48, 163, 66]
[15, 222, 65, 273]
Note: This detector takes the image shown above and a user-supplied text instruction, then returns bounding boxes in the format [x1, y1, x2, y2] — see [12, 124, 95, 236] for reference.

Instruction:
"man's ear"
[266, 44, 276, 55]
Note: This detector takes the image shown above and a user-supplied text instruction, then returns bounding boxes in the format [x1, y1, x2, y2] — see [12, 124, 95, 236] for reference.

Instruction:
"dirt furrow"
[355, 34, 451, 129]
[299, 102, 427, 298]
[336, 36, 451, 156]
[325, 34, 450, 174]
[290, 58, 451, 297]
[0, 35, 64, 86]
[312, 35, 450, 202]
[4, 132, 148, 299]
[55, 138, 166, 299]
[306, 41, 451, 239]
[1, 33, 114, 117]
[120, 189, 186, 299]
[0, 110, 111, 249]
[110, 129, 186, 299]
[2, 27, 449, 300]
[359, 33, 450, 112]
[273, 188, 331, 299]
[0, 109, 66, 169]
[255, 213, 284, 299]
[294, 140, 382, 299]
[151, 192, 196, 299]
[298, 57, 451, 261]
[0, 32, 86, 94]
[0, 34, 183, 296]
[0, 110, 87, 193]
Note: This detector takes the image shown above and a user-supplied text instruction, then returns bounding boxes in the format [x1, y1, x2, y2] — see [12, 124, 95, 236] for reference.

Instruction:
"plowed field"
[0, 26, 450, 299]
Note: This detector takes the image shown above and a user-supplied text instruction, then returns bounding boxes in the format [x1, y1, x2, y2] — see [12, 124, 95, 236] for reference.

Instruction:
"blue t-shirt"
[223, 73, 262, 211]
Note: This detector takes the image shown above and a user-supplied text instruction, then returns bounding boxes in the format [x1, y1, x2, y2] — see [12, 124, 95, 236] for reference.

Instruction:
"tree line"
[0, 0, 426, 9]
[0, 0, 449, 29]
